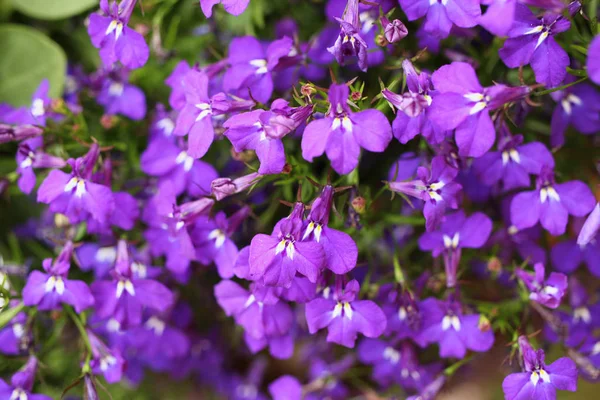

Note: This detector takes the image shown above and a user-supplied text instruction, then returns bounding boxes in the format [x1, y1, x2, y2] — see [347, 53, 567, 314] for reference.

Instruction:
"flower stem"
[64, 306, 93, 372]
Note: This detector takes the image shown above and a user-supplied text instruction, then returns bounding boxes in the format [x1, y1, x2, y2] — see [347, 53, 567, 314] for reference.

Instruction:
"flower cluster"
[0, 0, 599, 398]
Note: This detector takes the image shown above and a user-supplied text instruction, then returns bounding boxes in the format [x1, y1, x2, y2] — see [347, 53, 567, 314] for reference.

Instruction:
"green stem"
[64, 306, 93, 372]
[444, 354, 474, 376]
[533, 77, 588, 96]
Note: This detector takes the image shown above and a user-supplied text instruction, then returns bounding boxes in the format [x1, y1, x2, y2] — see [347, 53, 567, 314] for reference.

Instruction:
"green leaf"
[11, 0, 97, 20]
[0, 302, 24, 330]
[0, 24, 67, 105]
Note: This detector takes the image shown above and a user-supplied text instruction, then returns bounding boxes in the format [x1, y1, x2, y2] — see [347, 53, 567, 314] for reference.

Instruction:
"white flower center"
[45, 275, 65, 295]
[332, 301, 353, 320]
[64, 177, 87, 197]
[208, 229, 226, 249]
[105, 19, 124, 40]
[10, 389, 28, 400]
[443, 233, 460, 249]
[331, 116, 353, 133]
[100, 355, 117, 371]
[275, 239, 295, 260]
[31, 98, 45, 118]
[573, 307, 591, 324]
[96, 246, 117, 263]
[303, 221, 323, 242]
[145, 316, 166, 336]
[195, 103, 212, 122]
[249, 59, 268, 74]
[501, 149, 521, 165]
[442, 315, 461, 331]
[540, 186, 560, 203]
[116, 279, 135, 298]
[530, 368, 551, 386]
[175, 151, 194, 172]
[157, 118, 175, 135]
[109, 82, 124, 96]
[383, 347, 401, 364]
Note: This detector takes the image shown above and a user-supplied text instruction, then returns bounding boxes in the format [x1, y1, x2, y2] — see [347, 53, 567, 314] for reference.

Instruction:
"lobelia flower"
[140, 137, 218, 196]
[199, 0, 250, 18]
[544, 277, 600, 347]
[211, 172, 263, 201]
[549, 78, 600, 148]
[268, 375, 302, 400]
[223, 36, 294, 104]
[578, 203, 600, 247]
[399, 0, 481, 39]
[87, 0, 149, 69]
[516, 262, 567, 309]
[249, 202, 325, 288]
[0, 124, 43, 145]
[0, 311, 30, 355]
[149, 104, 176, 141]
[419, 297, 495, 358]
[510, 166, 595, 236]
[588, 34, 600, 85]
[305, 355, 354, 398]
[37, 144, 115, 225]
[301, 83, 392, 174]
[378, 287, 429, 347]
[224, 99, 311, 174]
[499, 5, 570, 88]
[389, 155, 462, 232]
[1, 80, 57, 126]
[381, 15, 408, 44]
[551, 235, 600, 277]
[407, 374, 446, 400]
[473, 131, 555, 191]
[502, 336, 577, 400]
[96, 69, 146, 120]
[396, 343, 443, 392]
[305, 279, 387, 348]
[214, 280, 295, 359]
[143, 183, 214, 275]
[429, 62, 530, 157]
[0, 356, 51, 400]
[302, 185, 358, 274]
[22, 242, 94, 313]
[383, 60, 448, 145]
[419, 211, 493, 287]
[328, 0, 368, 71]
[91, 240, 174, 327]
[192, 206, 250, 278]
[87, 329, 125, 383]
[16, 137, 66, 194]
[479, 0, 517, 36]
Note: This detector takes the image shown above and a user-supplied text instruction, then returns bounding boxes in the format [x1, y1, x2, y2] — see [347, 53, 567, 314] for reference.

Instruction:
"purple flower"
[140, 137, 218, 196]
[0, 124, 43, 145]
[302, 185, 358, 274]
[516, 262, 567, 309]
[199, 0, 250, 17]
[419, 297, 494, 358]
[165, 61, 192, 110]
[301, 83, 392, 174]
[383, 60, 448, 145]
[419, 211, 492, 287]
[473, 133, 555, 191]
[550, 79, 600, 148]
[23, 242, 94, 313]
[1, 80, 56, 126]
[88, 330, 125, 383]
[16, 137, 66, 194]
[479, 0, 517, 36]
[91, 240, 174, 327]
[96, 71, 146, 120]
[37, 144, 115, 225]
[87, 0, 149, 69]
[578, 203, 600, 247]
[510, 167, 595, 236]
[268, 375, 302, 400]
[224, 100, 310, 174]
[249, 202, 325, 288]
[0, 356, 51, 400]
[328, 0, 368, 71]
[379, 288, 429, 347]
[399, 0, 481, 39]
[192, 207, 250, 278]
[223, 36, 293, 103]
[211, 172, 263, 201]
[0, 311, 30, 355]
[305, 279, 387, 348]
[551, 237, 600, 277]
[499, 5, 570, 88]
[389, 155, 462, 231]
[588, 34, 600, 85]
[502, 336, 577, 400]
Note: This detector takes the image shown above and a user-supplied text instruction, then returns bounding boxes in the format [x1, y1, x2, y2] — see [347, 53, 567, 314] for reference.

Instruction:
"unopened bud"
[230, 147, 256, 163]
[100, 114, 118, 129]
[351, 91, 362, 102]
[478, 315, 491, 332]
[351, 196, 366, 214]
[375, 34, 388, 47]
[84, 374, 99, 400]
[301, 84, 316, 98]
[487, 257, 502, 274]
[282, 163, 292, 174]
[0, 124, 43, 144]
[382, 17, 408, 44]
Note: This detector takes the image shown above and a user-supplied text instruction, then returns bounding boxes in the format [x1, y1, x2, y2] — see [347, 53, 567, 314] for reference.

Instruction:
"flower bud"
[0, 124, 43, 144]
[351, 196, 366, 214]
[381, 16, 408, 44]
[84, 374, 99, 400]
[301, 83, 316, 98]
[375, 34, 388, 47]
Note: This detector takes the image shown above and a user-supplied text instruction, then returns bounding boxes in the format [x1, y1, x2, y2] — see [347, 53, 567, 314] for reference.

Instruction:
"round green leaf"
[0, 24, 67, 106]
[11, 0, 98, 20]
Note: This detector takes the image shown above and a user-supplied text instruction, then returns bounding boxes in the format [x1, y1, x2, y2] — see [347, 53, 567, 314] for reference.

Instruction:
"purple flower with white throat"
[91, 240, 174, 327]
[510, 167, 595, 236]
[499, 5, 570, 88]
[516, 262, 567, 309]
[550, 79, 600, 148]
[399, 0, 481, 39]
[473, 131, 555, 191]
[301, 83, 392, 174]
[389, 155, 462, 232]
[224, 99, 310, 174]
[502, 336, 577, 400]
[23, 242, 94, 313]
[16, 137, 66, 195]
[302, 185, 358, 274]
[419, 211, 492, 287]
[0, 356, 51, 400]
[419, 297, 494, 358]
[0, 310, 30, 355]
[87, 0, 149, 69]
[96, 70, 146, 120]
[305, 279, 387, 348]
[249, 202, 325, 288]
[223, 36, 294, 104]
[2, 80, 56, 126]
[192, 206, 250, 278]
[199, 0, 250, 18]
[328, 0, 368, 71]
[37, 144, 115, 225]
[88, 329, 125, 383]
[429, 62, 529, 157]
